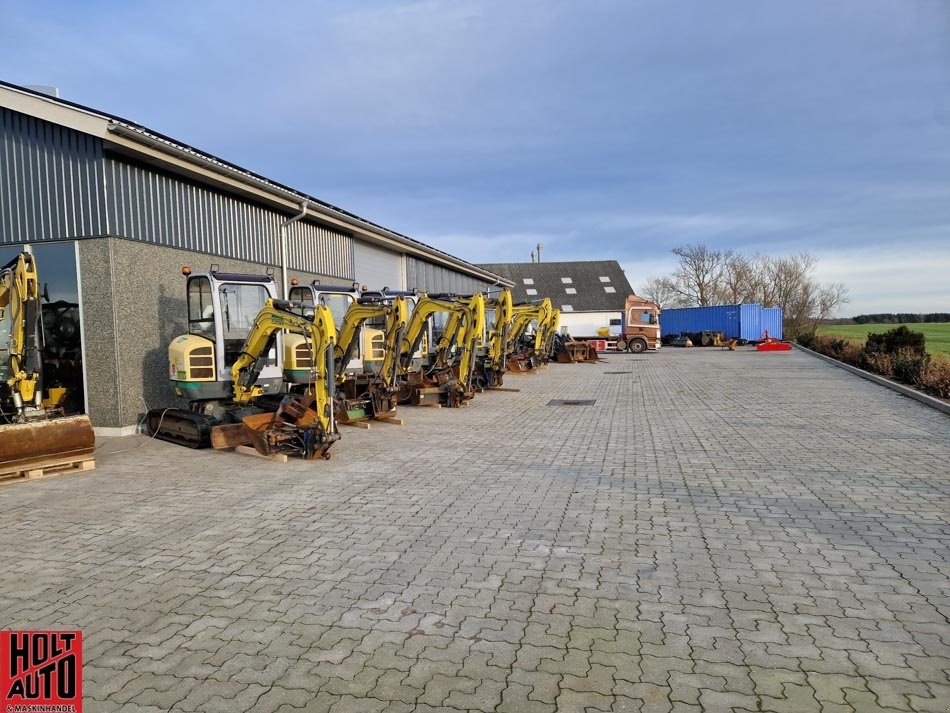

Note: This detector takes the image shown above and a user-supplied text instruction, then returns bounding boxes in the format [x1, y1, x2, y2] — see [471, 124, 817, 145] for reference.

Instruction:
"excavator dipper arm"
[232, 299, 339, 459]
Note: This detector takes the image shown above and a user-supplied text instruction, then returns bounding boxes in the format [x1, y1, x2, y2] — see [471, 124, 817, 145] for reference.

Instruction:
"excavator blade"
[0, 414, 95, 471]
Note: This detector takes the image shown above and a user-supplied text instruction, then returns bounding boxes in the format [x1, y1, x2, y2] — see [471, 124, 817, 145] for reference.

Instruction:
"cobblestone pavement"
[2, 348, 950, 713]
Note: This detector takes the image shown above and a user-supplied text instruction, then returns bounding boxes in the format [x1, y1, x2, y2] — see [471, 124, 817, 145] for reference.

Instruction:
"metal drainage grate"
[603, 371, 633, 374]
[547, 399, 597, 406]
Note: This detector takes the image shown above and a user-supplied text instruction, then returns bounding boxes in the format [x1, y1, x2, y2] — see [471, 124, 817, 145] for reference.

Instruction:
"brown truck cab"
[616, 295, 661, 353]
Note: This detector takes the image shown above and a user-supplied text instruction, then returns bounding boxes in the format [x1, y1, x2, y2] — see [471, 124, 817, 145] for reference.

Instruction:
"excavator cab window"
[187, 277, 214, 339]
[219, 283, 273, 369]
[316, 293, 353, 330]
[288, 287, 313, 304]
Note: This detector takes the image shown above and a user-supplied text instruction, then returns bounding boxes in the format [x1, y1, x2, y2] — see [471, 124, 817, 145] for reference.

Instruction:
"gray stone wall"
[78, 237, 335, 428]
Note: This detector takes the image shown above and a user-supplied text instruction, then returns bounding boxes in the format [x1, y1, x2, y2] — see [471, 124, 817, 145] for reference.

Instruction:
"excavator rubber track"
[0, 414, 95, 470]
[145, 408, 217, 448]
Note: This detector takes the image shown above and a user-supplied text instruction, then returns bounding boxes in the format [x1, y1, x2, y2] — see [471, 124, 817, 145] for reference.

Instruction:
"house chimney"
[530, 250, 536, 263]
[536, 242, 543, 262]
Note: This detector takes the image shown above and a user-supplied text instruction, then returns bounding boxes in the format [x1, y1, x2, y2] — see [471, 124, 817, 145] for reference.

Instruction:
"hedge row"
[798, 326, 950, 400]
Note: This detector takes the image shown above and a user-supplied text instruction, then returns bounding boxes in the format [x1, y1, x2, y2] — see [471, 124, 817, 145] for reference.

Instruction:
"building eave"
[0, 80, 511, 287]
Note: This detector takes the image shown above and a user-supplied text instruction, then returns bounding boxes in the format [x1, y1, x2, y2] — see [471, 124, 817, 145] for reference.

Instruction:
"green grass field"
[818, 323, 950, 357]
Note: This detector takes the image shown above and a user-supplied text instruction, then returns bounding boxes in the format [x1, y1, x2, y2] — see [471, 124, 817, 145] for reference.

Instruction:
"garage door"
[354, 241, 404, 291]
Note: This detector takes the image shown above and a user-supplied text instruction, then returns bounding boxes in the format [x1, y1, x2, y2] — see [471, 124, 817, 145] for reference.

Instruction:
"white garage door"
[354, 241, 405, 291]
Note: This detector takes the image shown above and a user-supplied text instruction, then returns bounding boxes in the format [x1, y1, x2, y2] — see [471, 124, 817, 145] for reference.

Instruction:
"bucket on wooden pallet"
[0, 414, 95, 471]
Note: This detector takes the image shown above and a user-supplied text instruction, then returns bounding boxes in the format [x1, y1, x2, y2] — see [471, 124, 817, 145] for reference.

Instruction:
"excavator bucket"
[576, 342, 600, 362]
[554, 340, 599, 363]
[241, 395, 338, 460]
[0, 414, 95, 471]
[506, 355, 535, 373]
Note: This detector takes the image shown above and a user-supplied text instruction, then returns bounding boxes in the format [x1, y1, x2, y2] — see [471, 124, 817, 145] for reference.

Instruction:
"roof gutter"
[105, 121, 511, 287]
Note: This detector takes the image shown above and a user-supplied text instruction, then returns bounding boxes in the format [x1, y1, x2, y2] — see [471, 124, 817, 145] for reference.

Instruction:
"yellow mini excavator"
[396, 293, 484, 407]
[231, 298, 339, 460]
[285, 292, 409, 423]
[506, 298, 553, 372]
[0, 251, 94, 470]
[474, 288, 513, 389]
[539, 308, 561, 364]
[147, 269, 284, 447]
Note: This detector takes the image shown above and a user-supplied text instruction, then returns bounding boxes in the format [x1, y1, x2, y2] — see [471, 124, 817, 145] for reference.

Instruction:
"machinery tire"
[628, 338, 648, 354]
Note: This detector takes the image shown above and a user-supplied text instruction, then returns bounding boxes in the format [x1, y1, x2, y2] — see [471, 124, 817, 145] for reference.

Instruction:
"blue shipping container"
[660, 304, 782, 341]
[761, 307, 783, 339]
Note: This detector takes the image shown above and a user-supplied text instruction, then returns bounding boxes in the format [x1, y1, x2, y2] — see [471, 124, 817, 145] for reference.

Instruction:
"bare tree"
[668, 244, 724, 306]
[715, 251, 758, 304]
[651, 246, 850, 339]
[639, 276, 681, 309]
[808, 282, 850, 335]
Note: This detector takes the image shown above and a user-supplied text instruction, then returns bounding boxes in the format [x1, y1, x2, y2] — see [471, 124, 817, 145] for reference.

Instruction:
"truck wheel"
[628, 338, 647, 354]
[616, 339, 627, 352]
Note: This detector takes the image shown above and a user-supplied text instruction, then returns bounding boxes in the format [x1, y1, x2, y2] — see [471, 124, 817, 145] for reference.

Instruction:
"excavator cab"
[169, 271, 283, 401]
[287, 281, 362, 380]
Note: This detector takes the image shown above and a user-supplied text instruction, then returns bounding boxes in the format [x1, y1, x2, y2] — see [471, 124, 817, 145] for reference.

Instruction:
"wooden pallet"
[234, 445, 289, 463]
[0, 456, 96, 486]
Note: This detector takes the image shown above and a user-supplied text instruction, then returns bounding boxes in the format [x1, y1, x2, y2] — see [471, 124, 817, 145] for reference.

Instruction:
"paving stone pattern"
[2, 348, 949, 712]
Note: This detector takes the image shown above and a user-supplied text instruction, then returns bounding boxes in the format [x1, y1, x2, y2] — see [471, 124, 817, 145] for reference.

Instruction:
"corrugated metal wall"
[354, 240, 404, 290]
[104, 157, 353, 278]
[0, 107, 107, 242]
[761, 307, 784, 339]
[406, 255, 490, 295]
[2, 106, 496, 287]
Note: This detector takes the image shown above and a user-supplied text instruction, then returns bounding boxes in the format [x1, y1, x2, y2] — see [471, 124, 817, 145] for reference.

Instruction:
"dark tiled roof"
[477, 260, 634, 311]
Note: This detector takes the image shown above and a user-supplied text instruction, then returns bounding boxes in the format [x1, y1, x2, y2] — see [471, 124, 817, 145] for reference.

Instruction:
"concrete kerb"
[794, 343, 950, 416]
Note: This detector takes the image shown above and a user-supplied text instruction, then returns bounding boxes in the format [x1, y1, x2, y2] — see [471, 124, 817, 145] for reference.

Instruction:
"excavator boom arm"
[399, 296, 471, 371]
[455, 293, 486, 393]
[232, 299, 337, 407]
[335, 302, 390, 376]
[0, 252, 43, 409]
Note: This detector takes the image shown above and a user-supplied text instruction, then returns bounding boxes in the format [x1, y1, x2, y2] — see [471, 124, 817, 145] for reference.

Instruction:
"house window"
[526, 288, 537, 295]
[523, 278, 534, 285]
[561, 304, 574, 312]
[560, 277, 573, 284]
[599, 276, 611, 283]
[565, 287, 577, 294]
[604, 286, 616, 293]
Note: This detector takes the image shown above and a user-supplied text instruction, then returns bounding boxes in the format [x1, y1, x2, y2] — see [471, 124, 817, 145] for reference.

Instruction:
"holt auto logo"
[1, 631, 82, 712]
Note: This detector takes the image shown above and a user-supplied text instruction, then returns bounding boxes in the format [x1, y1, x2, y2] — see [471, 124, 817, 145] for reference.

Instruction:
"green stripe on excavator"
[172, 381, 208, 389]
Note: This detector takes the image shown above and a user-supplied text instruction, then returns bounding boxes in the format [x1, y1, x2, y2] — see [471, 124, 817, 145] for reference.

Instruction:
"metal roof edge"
[0, 79, 509, 287]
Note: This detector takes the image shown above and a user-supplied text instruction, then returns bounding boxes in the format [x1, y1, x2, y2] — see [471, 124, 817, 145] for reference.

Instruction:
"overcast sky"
[2, 0, 949, 314]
